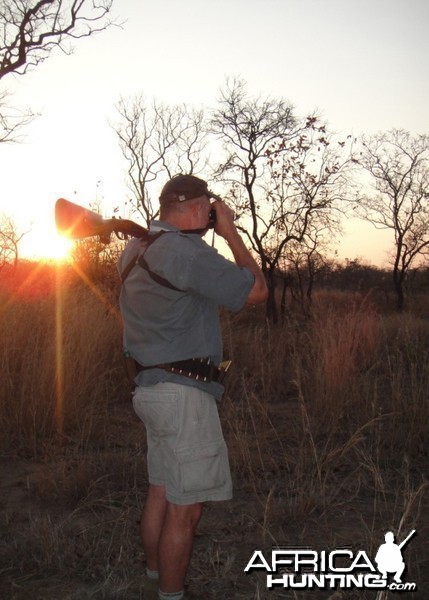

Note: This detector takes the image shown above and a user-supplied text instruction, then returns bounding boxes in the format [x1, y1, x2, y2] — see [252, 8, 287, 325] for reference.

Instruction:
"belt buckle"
[218, 360, 232, 384]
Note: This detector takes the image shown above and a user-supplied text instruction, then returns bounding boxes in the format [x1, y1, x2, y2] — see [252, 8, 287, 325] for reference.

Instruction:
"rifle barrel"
[398, 529, 416, 550]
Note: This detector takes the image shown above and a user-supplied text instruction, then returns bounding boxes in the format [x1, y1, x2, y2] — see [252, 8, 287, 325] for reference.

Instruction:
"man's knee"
[148, 484, 167, 500]
[167, 502, 202, 528]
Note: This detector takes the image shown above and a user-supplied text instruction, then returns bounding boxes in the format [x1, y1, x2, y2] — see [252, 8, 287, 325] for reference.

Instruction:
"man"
[375, 531, 406, 583]
[118, 174, 267, 600]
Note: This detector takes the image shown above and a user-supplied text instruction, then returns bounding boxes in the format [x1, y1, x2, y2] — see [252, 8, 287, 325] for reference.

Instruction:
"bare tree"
[284, 219, 337, 315]
[0, 0, 114, 79]
[356, 129, 429, 311]
[0, 90, 35, 142]
[113, 95, 208, 226]
[0, 0, 115, 140]
[210, 78, 354, 321]
[0, 213, 27, 269]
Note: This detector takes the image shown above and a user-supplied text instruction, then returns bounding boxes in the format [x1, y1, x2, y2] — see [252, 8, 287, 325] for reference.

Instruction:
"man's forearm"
[226, 231, 268, 304]
[212, 199, 268, 304]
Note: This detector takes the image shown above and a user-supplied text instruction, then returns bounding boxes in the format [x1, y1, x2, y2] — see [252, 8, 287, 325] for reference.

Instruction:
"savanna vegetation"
[0, 260, 428, 599]
[1, 7, 428, 598]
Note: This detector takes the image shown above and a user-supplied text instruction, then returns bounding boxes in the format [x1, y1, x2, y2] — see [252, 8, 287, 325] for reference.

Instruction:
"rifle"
[398, 529, 416, 551]
[55, 198, 148, 243]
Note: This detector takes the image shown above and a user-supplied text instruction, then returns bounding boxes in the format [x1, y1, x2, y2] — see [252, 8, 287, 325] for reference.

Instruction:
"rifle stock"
[55, 198, 148, 241]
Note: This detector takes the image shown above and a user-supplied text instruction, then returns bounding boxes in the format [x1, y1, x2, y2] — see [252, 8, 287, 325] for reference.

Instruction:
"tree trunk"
[280, 276, 288, 321]
[393, 267, 405, 311]
[265, 268, 278, 323]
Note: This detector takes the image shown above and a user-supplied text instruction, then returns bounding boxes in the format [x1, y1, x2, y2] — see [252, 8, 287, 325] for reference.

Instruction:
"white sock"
[158, 590, 184, 600]
[146, 567, 159, 580]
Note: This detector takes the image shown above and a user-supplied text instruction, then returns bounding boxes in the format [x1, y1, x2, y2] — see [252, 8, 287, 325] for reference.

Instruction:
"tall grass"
[0, 267, 428, 598]
[219, 292, 428, 596]
[0, 267, 126, 454]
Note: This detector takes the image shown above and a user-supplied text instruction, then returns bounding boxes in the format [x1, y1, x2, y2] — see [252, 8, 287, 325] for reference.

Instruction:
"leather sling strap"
[120, 231, 182, 291]
[137, 254, 182, 291]
[120, 227, 207, 289]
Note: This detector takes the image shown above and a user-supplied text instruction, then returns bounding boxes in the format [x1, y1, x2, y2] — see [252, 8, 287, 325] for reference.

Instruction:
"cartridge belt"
[136, 357, 231, 384]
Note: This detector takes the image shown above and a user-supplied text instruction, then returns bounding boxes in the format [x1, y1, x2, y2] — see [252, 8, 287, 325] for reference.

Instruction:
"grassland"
[0, 263, 428, 599]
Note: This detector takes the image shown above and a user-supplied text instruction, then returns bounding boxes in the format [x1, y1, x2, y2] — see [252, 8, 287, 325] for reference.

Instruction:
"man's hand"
[211, 200, 238, 241]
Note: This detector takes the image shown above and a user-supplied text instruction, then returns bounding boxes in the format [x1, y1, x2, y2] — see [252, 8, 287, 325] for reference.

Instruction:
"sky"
[0, 0, 428, 264]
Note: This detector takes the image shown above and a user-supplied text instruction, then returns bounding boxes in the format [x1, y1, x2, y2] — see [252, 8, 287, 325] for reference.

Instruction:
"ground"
[1, 395, 427, 600]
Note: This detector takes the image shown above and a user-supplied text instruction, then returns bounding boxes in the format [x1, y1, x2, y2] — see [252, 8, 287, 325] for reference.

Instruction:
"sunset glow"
[1, 1, 428, 269]
[23, 230, 74, 263]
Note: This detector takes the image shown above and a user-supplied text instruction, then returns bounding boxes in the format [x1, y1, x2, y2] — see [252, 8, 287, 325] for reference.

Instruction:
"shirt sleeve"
[182, 238, 255, 312]
[147, 234, 255, 312]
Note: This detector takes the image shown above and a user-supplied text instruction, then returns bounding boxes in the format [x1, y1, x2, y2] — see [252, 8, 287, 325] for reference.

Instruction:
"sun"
[21, 228, 75, 263]
[38, 231, 74, 262]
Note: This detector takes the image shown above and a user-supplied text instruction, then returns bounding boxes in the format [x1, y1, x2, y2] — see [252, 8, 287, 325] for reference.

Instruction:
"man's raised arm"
[212, 200, 268, 305]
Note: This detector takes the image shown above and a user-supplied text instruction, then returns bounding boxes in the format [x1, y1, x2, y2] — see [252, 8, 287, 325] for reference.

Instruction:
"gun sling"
[121, 230, 232, 385]
[121, 227, 207, 289]
[120, 231, 183, 291]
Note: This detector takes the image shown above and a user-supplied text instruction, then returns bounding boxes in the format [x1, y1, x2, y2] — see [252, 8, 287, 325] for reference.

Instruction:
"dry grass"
[0, 266, 428, 599]
[0, 268, 126, 455]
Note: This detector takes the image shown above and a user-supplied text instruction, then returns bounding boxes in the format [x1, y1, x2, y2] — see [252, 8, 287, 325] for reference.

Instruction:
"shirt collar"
[149, 219, 178, 233]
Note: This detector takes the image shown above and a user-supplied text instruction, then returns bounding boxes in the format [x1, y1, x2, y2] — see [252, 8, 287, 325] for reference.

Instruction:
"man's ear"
[191, 198, 204, 217]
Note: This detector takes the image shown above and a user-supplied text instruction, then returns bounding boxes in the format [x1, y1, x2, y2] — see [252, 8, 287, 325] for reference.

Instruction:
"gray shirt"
[118, 220, 254, 399]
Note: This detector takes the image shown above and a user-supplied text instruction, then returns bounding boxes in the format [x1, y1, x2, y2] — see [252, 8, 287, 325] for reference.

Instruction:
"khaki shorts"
[132, 382, 232, 505]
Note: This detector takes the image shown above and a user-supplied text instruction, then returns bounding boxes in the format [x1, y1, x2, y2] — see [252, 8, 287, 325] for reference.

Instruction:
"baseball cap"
[159, 174, 222, 204]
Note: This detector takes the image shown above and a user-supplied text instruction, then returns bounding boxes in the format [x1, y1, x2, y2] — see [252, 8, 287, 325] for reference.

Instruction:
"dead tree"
[0, 214, 27, 269]
[0, 0, 115, 140]
[210, 78, 355, 322]
[356, 129, 429, 311]
[113, 95, 208, 226]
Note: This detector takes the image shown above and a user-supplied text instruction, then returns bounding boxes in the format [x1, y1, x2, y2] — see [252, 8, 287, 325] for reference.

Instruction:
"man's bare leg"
[158, 501, 202, 594]
[141, 484, 168, 571]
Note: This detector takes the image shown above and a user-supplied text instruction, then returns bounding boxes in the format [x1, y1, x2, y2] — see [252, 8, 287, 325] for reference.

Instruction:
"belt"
[136, 357, 232, 384]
